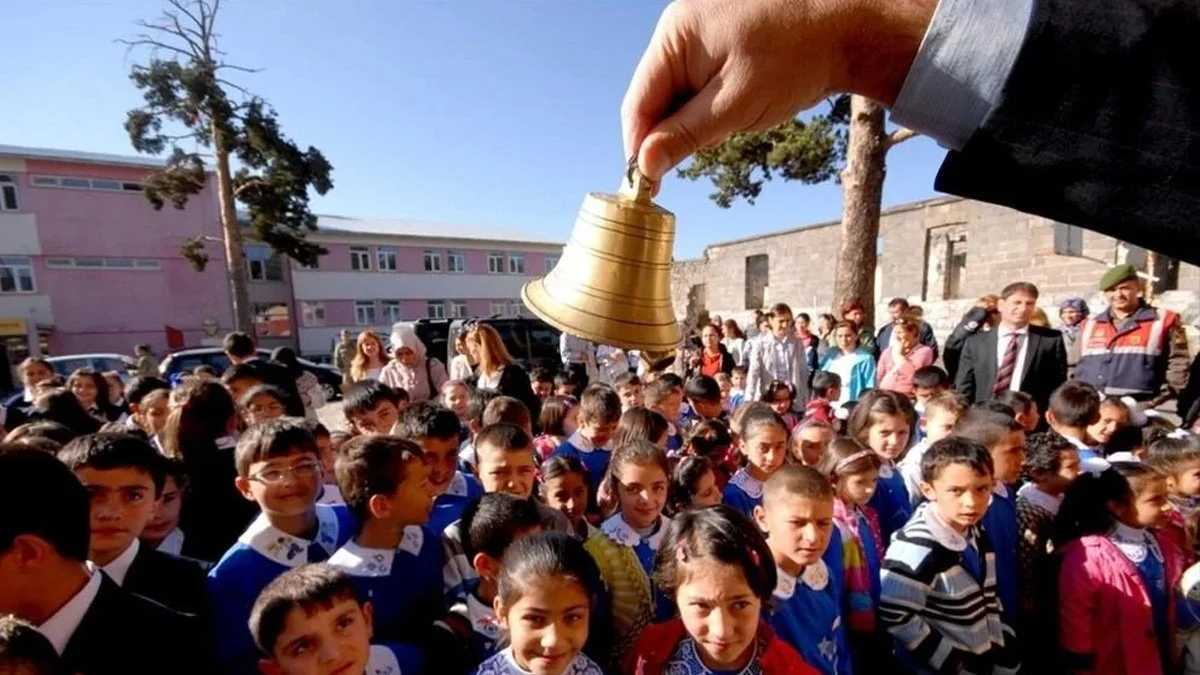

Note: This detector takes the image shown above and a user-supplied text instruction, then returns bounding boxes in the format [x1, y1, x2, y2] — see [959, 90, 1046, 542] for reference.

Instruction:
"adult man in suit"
[0, 450, 210, 674]
[620, 0, 1200, 264]
[744, 302, 810, 407]
[223, 331, 304, 417]
[954, 282, 1069, 416]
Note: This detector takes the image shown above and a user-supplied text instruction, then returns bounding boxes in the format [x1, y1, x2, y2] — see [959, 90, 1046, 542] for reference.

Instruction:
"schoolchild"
[394, 402, 484, 533]
[541, 454, 593, 539]
[552, 385, 622, 510]
[721, 407, 788, 518]
[1046, 381, 1106, 470]
[0, 614, 61, 675]
[342, 381, 406, 436]
[668, 455, 723, 514]
[847, 390, 914, 545]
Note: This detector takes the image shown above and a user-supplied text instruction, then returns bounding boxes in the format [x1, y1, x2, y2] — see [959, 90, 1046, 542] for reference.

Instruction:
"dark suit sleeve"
[920, 322, 939, 361]
[1048, 332, 1069, 390]
[935, 0, 1200, 265]
[955, 338, 979, 403]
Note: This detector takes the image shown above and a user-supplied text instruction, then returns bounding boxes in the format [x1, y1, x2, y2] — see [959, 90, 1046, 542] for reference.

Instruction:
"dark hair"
[847, 389, 915, 442]
[973, 399, 1017, 419]
[529, 367, 554, 385]
[223, 331, 256, 358]
[2, 436, 62, 455]
[305, 419, 331, 440]
[810, 371, 841, 399]
[540, 454, 588, 486]
[126, 376, 170, 406]
[1025, 431, 1077, 476]
[239, 384, 290, 411]
[32, 389, 101, 436]
[739, 407, 788, 443]
[335, 435, 425, 525]
[669, 456, 716, 514]
[1000, 281, 1040, 300]
[221, 363, 263, 387]
[394, 401, 460, 441]
[817, 437, 881, 478]
[730, 365, 747, 378]
[552, 371, 574, 390]
[613, 372, 642, 391]
[460, 492, 542, 561]
[920, 437, 995, 484]
[796, 313, 811, 324]
[467, 388, 499, 425]
[537, 396, 576, 437]
[924, 391, 969, 418]
[578, 384, 621, 424]
[475, 422, 533, 457]
[643, 378, 677, 406]
[955, 409, 1023, 449]
[912, 366, 950, 391]
[887, 297, 910, 310]
[270, 346, 302, 378]
[497, 531, 602, 608]
[0, 450, 90, 561]
[0, 614, 61, 674]
[768, 303, 792, 318]
[1049, 381, 1102, 428]
[234, 419, 320, 478]
[4, 420, 76, 446]
[161, 380, 237, 463]
[1145, 434, 1200, 475]
[603, 440, 671, 505]
[616, 407, 669, 448]
[482, 396, 531, 430]
[994, 390, 1036, 416]
[658, 373, 684, 390]
[760, 380, 797, 405]
[342, 380, 401, 419]
[684, 376, 721, 404]
[1052, 462, 1163, 548]
[66, 368, 115, 417]
[685, 419, 733, 461]
[763, 463, 834, 503]
[1106, 425, 1146, 458]
[58, 433, 167, 495]
[653, 505, 776, 603]
[249, 564, 363, 656]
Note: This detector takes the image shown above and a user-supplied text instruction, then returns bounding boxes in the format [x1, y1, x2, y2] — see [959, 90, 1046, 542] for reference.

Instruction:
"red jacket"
[624, 618, 820, 675]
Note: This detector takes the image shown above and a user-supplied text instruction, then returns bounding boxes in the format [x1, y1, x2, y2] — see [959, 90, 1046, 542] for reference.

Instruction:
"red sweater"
[624, 618, 820, 675]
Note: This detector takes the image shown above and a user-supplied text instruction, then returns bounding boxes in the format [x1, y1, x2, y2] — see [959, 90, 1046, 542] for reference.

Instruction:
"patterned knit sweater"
[584, 524, 658, 665]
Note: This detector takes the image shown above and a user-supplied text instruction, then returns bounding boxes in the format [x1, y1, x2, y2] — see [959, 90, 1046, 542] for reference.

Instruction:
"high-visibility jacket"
[1076, 304, 1180, 397]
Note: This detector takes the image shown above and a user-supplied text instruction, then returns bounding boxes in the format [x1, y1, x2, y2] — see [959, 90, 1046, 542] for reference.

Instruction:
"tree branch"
[215, 62, 263, 75]
[118, 35, 195, 60]
[885, 127, 919, 149]
[233, 177, 268, 198]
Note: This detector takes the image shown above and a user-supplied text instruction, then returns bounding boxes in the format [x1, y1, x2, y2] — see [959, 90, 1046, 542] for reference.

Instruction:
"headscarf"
[1059, 298, 1091, 340]
[389, 324, 428, 363]
[380, 324, 439, 401]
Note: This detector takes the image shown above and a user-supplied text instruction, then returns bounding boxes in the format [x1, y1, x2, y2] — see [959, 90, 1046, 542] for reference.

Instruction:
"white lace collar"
[238, 503, 341, 567]
[445, 471, 469, 497]
[878, 458, 895, 479]
[327, 528, 424, 577]
[601, 513, 669, 549]
[992, 481, 1009, 499]
[215, 434, 238, 450]
[480, 648, 603, 675]
[565, 431, 601, 453]
[729, 468, 764, 499]
[1016, 483, 1062, 515]
[920, 503, 975, 553]
[774, 560, 829, 599]
[367, 644, 401, 675]
[1109, 522, 1163, 565]
[466, 591, 503, 640]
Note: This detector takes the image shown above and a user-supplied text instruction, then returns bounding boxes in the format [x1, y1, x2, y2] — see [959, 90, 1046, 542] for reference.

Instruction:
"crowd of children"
[2, 322, 1200, 675]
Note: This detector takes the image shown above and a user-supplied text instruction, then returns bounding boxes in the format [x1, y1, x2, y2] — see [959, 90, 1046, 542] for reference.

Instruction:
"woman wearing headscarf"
[1059, 297, 1091, 376]
[271, 346, 325, 419]
[380, 324, 449, 402]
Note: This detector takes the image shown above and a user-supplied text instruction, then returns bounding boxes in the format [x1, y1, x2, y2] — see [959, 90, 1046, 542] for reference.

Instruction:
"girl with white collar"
[1057, 462, 1183, 675]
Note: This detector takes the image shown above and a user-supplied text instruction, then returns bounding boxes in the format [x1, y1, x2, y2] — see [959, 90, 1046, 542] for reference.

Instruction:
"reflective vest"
[1075, 304, 1179, 397]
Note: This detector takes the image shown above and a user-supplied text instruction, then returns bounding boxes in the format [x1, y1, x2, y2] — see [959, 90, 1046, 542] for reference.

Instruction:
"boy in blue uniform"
[249, 563, 423, 675]
[342, 381, 406, 436]
[552, 384, 621, 507]
[646, 376, 686, 452]
[756, 464, 851, 675]
[58, 432, 208, 616]
[955, 408, 1026, 630]
[328, 434, 444, 646]
[208, 419, 355, 674]
[396, 402, 484, 533]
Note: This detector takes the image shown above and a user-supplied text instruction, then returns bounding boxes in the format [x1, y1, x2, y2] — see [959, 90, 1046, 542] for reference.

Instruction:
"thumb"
[637, 76, 745, 182]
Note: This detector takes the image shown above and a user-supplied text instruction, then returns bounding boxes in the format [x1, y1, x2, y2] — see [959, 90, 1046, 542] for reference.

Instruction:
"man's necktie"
[993, 334, 1021, 394]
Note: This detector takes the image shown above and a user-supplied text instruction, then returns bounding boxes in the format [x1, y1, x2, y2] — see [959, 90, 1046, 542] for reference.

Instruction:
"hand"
[621, 0, 935, 181]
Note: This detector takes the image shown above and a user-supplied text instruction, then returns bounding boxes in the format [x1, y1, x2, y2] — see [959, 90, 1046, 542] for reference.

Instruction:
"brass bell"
[522, 161, 681, 359]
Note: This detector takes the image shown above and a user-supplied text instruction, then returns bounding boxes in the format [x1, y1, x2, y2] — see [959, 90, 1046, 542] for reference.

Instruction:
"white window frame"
[487, 252, 504, 274]
[426, 300, 446, 319]
[446, 250, 465, 273]
[350, 246, 371, 271]
[489, 301, 508, 317]
[44, 257, 161, 271]
[245, 244, 283, 282]
[510, 301, 525, 317]
[423, 250, 443, 273]
[28, 174, 142, 193]
[381, 300, 402, 325]
[507, 253, 526, 274]
[0, 257, 35, 294]
[0, 175, 18, 211]
[450, 300, 468, 319]
[301, 301, 326, 327]
[376, 246, 398, 271]
[354, 301, 377, 326]
[544, 255, 560, 273]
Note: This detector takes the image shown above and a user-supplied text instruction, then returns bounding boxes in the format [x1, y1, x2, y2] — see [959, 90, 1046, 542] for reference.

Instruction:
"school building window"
[450, 301, 468, 319]
[377, 247, 398, 271]
[350, 247, 371, 271]
[245, 244, 283, 281]
[0, 175, 18, 211]
[487, 252, 504, 274]
[252, 303, 292, 338]
[510, 301, 525, 317]
[301, 301, 325, 327]
[507, 253, 525, 274]
[426, 300, 446, 319]
[0, 257, 35, 294]
[28, 174, 142, 194]
[354, 301, 376, 326]
[381, 300, 402, 324]
[447, 250, 465, 273]
[1053, 222, 1085, 256]
[423, 250, 442, 272]
[45, 257, 161, 270]
[544, 255, 559, 273]
[489, 300, 508, 317]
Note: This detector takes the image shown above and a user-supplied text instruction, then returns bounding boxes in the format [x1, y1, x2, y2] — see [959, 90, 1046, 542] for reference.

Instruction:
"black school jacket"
[124, 542, 210, 616]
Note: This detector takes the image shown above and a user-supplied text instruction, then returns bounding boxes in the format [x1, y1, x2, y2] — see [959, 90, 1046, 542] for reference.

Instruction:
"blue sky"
[0, 0, 948, 259]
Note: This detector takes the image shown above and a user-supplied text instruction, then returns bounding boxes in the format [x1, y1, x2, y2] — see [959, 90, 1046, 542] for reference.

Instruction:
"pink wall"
[464, 250, 490, 274]
[302, 243, 555, 276]
[318, 300, 356, 327]
[467, 299, 492, 317]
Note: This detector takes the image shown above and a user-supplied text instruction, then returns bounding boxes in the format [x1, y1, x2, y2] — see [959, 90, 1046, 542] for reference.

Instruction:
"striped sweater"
[879, 504, 1021, 675]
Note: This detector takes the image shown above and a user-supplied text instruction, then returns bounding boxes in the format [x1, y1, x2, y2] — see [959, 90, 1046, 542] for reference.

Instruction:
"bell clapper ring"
[620, 155, 655, 204]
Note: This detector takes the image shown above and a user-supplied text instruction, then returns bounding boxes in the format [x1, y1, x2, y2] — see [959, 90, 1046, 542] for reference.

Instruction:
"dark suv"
[409, 317, 561, 374]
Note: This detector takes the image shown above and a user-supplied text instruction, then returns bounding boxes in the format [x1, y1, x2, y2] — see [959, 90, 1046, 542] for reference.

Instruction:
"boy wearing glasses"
[207, 419, 355, 674]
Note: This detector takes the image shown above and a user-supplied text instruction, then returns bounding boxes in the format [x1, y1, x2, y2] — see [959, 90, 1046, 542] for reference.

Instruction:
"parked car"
[158, 347, 343, 401]
[46, 354, 137, 381]
[404, 316, 562, 374]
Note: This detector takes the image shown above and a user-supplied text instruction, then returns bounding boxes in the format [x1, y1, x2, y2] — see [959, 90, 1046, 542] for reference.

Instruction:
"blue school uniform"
[208, 504, 354, 673]
[866, 461, 911, 547]
[1114, 523, 1172, 665]
[722, 468, 764, 517]
[430, 471, 484, 534]
[474, 648, 604, 675]
[369, 643, 425, 675]
[981, 482, 1019, 626]
[552, 431, 612, 495]
[769, 561, 852, 675]
[327, 526, 445, 643]
[451, 581, 505, 663]
[600, 513, 675, 622]
[665, 421, 684, 454]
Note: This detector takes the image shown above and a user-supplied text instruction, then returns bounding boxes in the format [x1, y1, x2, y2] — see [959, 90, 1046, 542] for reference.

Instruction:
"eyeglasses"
[250, 461, 321, 485]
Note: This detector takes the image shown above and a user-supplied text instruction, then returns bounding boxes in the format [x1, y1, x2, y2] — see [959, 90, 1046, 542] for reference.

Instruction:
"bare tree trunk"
[834, 95, 888, 326]
[213, 122, 252, 335]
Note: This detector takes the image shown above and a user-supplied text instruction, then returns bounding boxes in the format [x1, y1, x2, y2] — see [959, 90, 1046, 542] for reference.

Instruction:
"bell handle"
[619, 156, 655, 205]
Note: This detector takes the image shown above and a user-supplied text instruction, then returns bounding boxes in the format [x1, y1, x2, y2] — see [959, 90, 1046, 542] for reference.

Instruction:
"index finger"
[620, 11, 689, 163]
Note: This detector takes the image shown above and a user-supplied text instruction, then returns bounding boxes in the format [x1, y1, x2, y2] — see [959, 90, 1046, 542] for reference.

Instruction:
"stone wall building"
[671, 196, 1200, 345]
